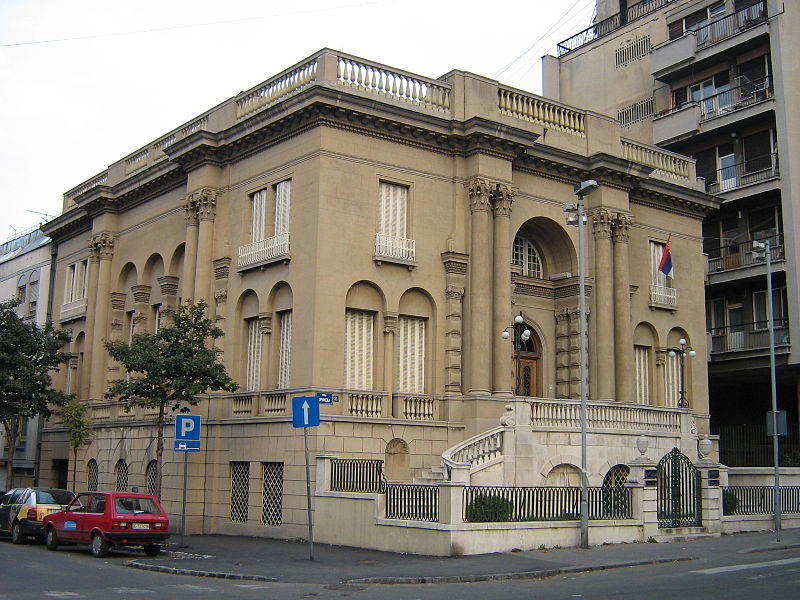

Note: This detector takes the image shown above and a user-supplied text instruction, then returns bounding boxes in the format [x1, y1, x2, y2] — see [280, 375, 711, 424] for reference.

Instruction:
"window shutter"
[345, 309, 373, 389]
[398, 316, 425, 394]
[252, 190, 267, 243]
[634, 345, 650, 404]
[278, 310, 292, 389]
[664, 352, 680, 406]
[246, 318, 262, 392]
[379, 182, 407, 238]
[651, 241, 667, 287]
[274, 180, 291, 236]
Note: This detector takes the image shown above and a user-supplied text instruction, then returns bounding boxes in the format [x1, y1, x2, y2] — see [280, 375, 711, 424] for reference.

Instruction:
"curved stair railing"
[440, 426, 508, 482]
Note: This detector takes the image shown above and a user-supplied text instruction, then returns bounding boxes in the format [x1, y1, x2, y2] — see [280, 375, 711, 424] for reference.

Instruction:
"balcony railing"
[706, 234, 784, 273]
[557, 0, 675, 55]
[237, 233, 290, 270]
[704, 153, 779, 194]
[698, 78, 773, 121]
[694, 2, 768, 50]
[708, 319, 790, 353]
[374, 233, 415, 263]
[650, 284, 676, 308]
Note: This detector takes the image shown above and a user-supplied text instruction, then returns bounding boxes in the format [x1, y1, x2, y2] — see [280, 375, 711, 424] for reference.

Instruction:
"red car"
[43, 492, 170, 557]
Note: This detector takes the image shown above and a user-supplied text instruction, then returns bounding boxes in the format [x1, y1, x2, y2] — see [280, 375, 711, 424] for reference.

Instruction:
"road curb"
[343, 556, 697, 585]
[123, 559, 277, 581]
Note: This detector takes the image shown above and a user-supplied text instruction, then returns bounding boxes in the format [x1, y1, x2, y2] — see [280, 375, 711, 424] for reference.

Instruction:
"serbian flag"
[658, 234, 674, 277]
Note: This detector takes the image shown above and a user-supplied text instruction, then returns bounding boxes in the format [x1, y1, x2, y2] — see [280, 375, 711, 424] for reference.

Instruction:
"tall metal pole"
[303, 425, 315, 560]
[179, 450, 188, 548]
[765, 241, 781, 540]
[578, 194, 589, 549]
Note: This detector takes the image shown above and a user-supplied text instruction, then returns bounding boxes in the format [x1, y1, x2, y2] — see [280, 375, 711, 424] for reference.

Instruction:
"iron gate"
[657, 447, 702, 528]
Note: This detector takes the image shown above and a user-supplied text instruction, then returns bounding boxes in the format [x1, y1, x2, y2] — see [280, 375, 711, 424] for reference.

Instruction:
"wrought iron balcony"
[705, 234, 784, 274]
[374, 233, 416, 264]
[708, 319, 789, 353]
[694, 1, 768, 50]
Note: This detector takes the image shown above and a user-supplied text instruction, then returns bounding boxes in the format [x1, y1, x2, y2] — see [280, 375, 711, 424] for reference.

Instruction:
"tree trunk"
[156, 403, 165, 500]
[3, 417, 21, 489]
[72, 448, 78, 491]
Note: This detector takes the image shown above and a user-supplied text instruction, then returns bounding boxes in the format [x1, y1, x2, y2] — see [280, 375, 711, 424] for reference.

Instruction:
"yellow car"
[0, 487, 76, 544]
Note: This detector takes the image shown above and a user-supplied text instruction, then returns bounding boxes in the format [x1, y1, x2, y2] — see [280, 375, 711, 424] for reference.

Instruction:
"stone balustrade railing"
[530, 398, 682, 433]
[236, 57, 319, 121]
[498, 86, 586, 136]
[621, 138, 694, 182]
[443, 426, 506, 470]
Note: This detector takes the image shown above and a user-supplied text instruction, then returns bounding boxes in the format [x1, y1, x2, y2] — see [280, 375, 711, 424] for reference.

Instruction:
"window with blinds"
[246, 317, 262, 392]
[634, 345, 650, 404]
[251, 179, 291, 243]
[345, 309, 373, 389]
[397, 316, 425, 394]
[650, 241, 669, 287]
[664, 351, 680, 406]
[278, 310, 292, 389]
[274, 180, 291, 236]
[64, 259, 89, 303]
[378, 182, 407, 238]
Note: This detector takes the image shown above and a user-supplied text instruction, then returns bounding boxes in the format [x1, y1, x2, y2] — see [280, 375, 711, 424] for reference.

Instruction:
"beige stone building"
[544, 0, 800, 471]
[39, 49, 735, 552]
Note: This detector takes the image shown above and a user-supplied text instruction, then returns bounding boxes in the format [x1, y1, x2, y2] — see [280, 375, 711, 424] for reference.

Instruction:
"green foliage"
[722, 489, 740, 515]
[60, 400, 93, 452]
[465, 494, 515, 522]
[0, 299, 72, 488]
[105, 300, 238, 415]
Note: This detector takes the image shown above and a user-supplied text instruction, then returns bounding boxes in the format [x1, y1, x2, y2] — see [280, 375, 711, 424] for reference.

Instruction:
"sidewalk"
[124, 528, 800, 585]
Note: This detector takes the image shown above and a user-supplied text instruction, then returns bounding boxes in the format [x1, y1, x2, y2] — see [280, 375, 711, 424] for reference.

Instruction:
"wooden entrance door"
[516, 355, 540, 397]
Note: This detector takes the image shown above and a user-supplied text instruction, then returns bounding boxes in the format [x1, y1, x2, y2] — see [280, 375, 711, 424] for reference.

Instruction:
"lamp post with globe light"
[667, 339, 696, 408]
[501, 313, 531, 395]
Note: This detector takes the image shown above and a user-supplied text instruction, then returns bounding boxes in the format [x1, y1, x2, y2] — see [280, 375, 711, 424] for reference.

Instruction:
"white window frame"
[64, 259, 89, 304]
[512, 236, 544, 279]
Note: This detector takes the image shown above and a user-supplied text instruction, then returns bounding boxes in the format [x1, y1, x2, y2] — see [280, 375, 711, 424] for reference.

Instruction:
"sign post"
[292, 396, 320, 560]
[174, 415, 201, 548]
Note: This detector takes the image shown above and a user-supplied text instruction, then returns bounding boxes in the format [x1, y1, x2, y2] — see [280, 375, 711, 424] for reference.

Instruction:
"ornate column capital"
[109, 292, 126, 311]
[182, 197, 199, 226]
[445, 284, 465, 300]
[258, 312, 273, 335]
[213, 257, 231, 280]
[383, 311, 399, 334]
[466, 177, 493, 213]
[590, 208, 614, 240]
[131, 284, 152, 304]
[88, 232, 116, 262]
[189, 187, 218, 222]
[613, 212, 633, 243]
[491, 184, 517, 217]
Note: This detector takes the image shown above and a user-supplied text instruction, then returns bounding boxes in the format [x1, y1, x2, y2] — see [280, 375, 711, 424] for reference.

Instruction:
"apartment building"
[545, 0, 800, 468]
[38, 49, 721, 549]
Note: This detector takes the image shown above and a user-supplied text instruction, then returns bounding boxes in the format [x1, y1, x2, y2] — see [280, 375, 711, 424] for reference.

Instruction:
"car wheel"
[11, 521, 26, 545]
[90, 532, 110, 558]
[142, 544, 161, 557]
[45, 527, 59, 551]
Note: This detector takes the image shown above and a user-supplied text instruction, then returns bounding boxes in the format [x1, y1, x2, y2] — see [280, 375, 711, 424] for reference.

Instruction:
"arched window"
[114, 459, 128, 492]
[602, 464, 631, 518]
[146, 460, 159, 496]
[86, 459, 98, 491]
[603, 464, 630, 487]
[513, 236, 544, 279]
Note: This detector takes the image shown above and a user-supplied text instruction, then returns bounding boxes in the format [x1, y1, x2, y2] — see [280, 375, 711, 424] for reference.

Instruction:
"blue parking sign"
[174, 414, 201, 451]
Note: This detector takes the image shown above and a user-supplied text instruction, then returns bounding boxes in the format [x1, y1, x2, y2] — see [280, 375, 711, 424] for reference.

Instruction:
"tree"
[0, 299, 72, 489]
[105, 300, 237, 498]
[60, 400, 93, 491]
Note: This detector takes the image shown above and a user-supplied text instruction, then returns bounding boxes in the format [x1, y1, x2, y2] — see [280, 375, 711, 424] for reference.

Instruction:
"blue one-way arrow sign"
[292, 396, 320, 428]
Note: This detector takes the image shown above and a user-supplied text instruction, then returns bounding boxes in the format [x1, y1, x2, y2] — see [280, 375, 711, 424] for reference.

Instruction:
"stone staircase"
[413, 464, 449, 484]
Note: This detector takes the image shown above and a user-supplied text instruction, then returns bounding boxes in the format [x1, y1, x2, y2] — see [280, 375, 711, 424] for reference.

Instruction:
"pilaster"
[442, 252, 468, 396]
[613, 212, 634, 403]
[591, 208, 614, 401]
[88, 232, 116, 400]
[491, 183, 516, 396]
[466, 177, 493, 395]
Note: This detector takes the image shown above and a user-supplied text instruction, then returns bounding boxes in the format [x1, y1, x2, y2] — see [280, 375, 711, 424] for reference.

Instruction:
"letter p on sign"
[175, 415, 201, 442]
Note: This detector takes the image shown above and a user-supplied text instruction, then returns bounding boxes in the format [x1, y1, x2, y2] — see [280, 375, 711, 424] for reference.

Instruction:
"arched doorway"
[513, 321, 541, 397]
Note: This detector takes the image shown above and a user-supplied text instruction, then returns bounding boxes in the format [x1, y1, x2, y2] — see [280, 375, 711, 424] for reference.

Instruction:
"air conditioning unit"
[550, 272, 573, 281]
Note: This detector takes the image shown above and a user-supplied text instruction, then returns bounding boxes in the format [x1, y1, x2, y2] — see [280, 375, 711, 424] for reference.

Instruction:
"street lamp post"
[501, 313, 531, 395]
[565, 179, 599, 549]
[667, 339, 697, 408]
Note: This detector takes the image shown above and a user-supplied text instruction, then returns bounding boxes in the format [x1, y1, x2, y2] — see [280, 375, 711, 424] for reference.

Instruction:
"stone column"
[383, 312, 398, 416]
[613, 213, 634, 403]
[88, 233, 116, 400]
[466, 178, 493, 395]
[157, 275, 180, 327]
[192, 188, 218, 305]
[591, 209, 615, 401]
[212, 258, 231, 353]
[131, 285, 151, 334]
[441, 252, 468, 396]
[491, 184, 516, 396]
[182, 198, 199, 303]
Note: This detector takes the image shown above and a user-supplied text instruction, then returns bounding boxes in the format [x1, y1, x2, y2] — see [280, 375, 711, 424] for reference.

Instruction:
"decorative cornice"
[88, 232, 116, 262]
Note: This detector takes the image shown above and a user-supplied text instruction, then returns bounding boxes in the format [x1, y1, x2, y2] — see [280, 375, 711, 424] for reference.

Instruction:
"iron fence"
[722, 485, 800, 515]
[462, 486, 632, 522]
[330, 458, 386, 493]
[385, 484, 439, 521]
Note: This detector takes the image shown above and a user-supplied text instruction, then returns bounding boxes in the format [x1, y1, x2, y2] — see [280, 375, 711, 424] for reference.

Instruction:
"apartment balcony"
[373, 233, 416, 267]
[651, 2, 769, 80]
[703, 153, 779, 201]
[705, 234, 784, 285]
[708, 319, 790, 358]
[649, 284, 676, 310]
[653, 78, 774, 145]
[59, 298, 87, 322]
[237, 233, 290, 271]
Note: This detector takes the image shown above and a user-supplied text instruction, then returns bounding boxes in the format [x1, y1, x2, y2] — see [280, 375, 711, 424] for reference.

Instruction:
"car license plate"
[131, 523, 149, 530]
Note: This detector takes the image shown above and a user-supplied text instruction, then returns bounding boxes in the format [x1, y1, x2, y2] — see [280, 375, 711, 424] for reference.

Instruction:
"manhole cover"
[323, 584, 367, 591]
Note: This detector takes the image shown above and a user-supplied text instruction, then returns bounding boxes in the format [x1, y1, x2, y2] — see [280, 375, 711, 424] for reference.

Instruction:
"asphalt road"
[1, 537, 799, 600]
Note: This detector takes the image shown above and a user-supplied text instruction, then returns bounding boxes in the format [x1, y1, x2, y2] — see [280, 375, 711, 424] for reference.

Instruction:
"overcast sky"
[0, 0, 596, 240]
